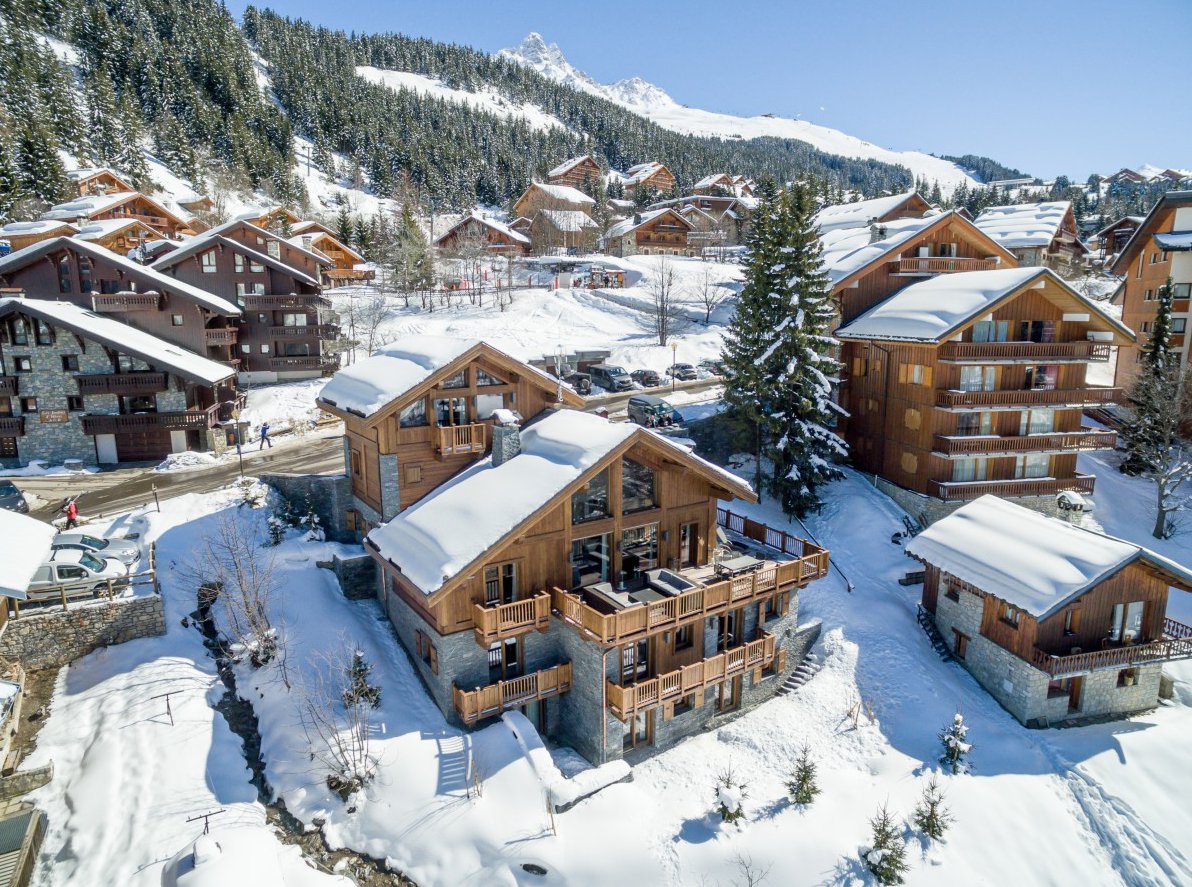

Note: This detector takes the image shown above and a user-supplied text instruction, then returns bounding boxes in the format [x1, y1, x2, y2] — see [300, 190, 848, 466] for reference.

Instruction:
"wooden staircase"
[916, 604, 955, 662]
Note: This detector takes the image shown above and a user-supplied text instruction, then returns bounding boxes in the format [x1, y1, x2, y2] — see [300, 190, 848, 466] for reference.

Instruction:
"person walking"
[258, 422, 272, 450]
[64, 498, 79, 529]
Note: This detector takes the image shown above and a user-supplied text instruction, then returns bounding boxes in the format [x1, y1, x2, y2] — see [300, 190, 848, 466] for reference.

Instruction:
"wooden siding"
[547, 157, 602, 190]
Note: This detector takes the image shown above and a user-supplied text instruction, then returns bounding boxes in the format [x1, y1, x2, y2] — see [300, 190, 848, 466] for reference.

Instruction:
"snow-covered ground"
[241, 378, 333, 438]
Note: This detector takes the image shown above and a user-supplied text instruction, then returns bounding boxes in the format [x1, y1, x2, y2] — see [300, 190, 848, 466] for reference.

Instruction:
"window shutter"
[429, 642, 439, 675]
[898, 363, 908, 384]
[923, 366, 934, 387]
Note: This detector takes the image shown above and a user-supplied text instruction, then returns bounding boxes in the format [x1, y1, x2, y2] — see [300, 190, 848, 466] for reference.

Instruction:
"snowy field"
[21, 442, 1192, 886]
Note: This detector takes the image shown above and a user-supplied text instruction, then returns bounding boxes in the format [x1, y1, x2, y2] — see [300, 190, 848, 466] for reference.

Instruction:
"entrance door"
[680, 522, 699, 568]
[1067, 676, 1083, 712]
[502, 638, 521, 679]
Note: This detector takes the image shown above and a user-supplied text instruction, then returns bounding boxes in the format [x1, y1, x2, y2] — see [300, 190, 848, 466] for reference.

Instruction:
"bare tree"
[694, 266, 729, 323]
[297, 644, 379, 802]
[646, 257, 687, 346]
[446, 225, 491, 303]
[731, 853, 772, 887]
[183, 513, 279, 666]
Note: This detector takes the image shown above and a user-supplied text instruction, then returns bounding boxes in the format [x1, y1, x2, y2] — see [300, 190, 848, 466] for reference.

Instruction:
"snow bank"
[501, 711, 630, 810]
[0, 509, 54, 599]
[156, 451, 220, 472]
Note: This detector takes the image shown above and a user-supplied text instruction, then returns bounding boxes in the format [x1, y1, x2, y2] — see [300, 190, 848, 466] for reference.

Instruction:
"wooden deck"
[932, 428, 1117, 457]
[606, 632, 776, 720]
[937, 341, 1112, 363]
[472, 592, 552, 645]
[935, 387, 1123, 409]
[890, 257, 999, 275]
[928, 474, 1096, 502]
[453, 662, 572, 727]
[437, 423, 487, 458]
[1031, 619, 1192, 677]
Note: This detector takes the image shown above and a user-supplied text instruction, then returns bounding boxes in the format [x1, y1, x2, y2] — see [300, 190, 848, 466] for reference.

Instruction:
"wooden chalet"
[908, 496, 1192, 725]
[836, 267, 1132, 504]
[512, 182, 596, 219]
[813, 191, 933, 234]
[291, 224, 373, 285]
[1092, 215, 1145, 264]
[0, 221, 80, 254]
[74, 219, 162, 255]
[321, 340, 830, 762]
[974, 201, 1089, 273]
[67, 167, 136, 197]
[621, 162, 675, 195]
[605, 208, 695, 258]
[546, 156, 603, 191]
[528, 210, 599, 256]
[692, 174, 734, 195]
[433, 213, 531, 258]
[1109, 190, 1192, 389]
[235, 206, 303, 232]
[42, 191, 196, 239]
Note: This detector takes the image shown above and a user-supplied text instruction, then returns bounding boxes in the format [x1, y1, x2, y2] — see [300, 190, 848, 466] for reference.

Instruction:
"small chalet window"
[1141, 321, 1151, 333]
[1173, 283, 1191, 300]
[171, 314, 184, 326]
[1144, 289, 1154, 301]
[12, 357, 31, 374]
[673, 625, 694, 652]
[282, 313, 306, 327]
[267, 240, 280, 259]
[999, 603, 1021, 628]
[258, 314, 268, 324]
[260, 344, 270, 354]
[34, 321, 53, 346]
[1117, 668, 1138, 688]
[415, 630, 438, 674]
[440, 370, 467, 389]
[19, 397, 37, 413]
[250, 258, 265, 273]
[8, 319, 28, 346]
[61, 355, 79, 372]
[944, 582, 960, 603]
[241, 344, 251, 355]
[851, 357, 867, 378]
[399, 399, 428, 428]
[952, 629, 969, 660]
[476, 368, 504, 386]
[67, 396, 84, 412]
[899, 363, 932, 386]
[1172, 319, 1187, 334]
[58, 256, 72, 293]
[200, 251, 217, 273]
[78, 256, 93, 293]
[234, 253, 245, 273]
[350, 448, 362, 478]
[1063, 608, 1081, 636]
[1149, 252, 1159, 264]
[672, 693, 694, 717]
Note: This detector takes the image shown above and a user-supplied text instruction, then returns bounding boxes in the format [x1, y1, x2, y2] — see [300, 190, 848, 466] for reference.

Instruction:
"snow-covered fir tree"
[1121, 277, 1176, 477]
[864, 803, 909, 885]
[785, 743, 820, 806]
[342, 650, 382, 709]
[939, 712, 972, 775]
[714, 765, 748, 825]
[912, 773, 952, 842]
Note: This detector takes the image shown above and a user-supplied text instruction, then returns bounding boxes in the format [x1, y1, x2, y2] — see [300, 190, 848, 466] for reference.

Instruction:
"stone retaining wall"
[0, 595, 165, 670]
[0, 765, 52, 801]
[259, 472, 354, 543]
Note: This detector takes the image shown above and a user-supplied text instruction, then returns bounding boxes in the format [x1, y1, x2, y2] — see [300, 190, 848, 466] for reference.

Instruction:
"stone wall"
[0, 595, 166, 669]
[326, 553, 377, 601]
[259, 472, 354, 543]
[873, 475, 1070, 527]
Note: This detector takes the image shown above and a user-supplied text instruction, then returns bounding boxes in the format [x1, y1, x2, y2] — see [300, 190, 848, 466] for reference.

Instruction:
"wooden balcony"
[890, 257, 1000, 275]
[472, 592, 552, 645]
[938, 341, 1112, 363]
[242, 293, 332, 310]
[92, 293, 159, 312]
[932, 428, 1117, 457]
[268, 324, 336, 338]
[0, 377, 16, 397]
[74, 372, 168, 396]
[80, 405, 219, 434]
[453, 662, 572, 727]
[607, 632, 776, 721]
[928, 474, 1096, 502]
[267, 356, 337, 372]
[1031, 619, 1192, 678]
[552, 551, 827, 646]
[324, 268, 375, 282]
[0, 417, 25, 435]
[436, 423, 487, 458]
[204, 328, 239, 346]
[935, 387, 1123, 410]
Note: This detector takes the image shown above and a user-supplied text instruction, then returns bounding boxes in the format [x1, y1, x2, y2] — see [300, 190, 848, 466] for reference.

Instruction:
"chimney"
[490, 410, 523, 467]
[633, 213, 642, 225]
[869, 222, 888, 244]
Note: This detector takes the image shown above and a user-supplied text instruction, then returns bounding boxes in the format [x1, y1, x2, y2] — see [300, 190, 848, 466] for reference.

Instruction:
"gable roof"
[535, 209, 598, 233]
[73, 218, 160, 243]
[548, 156, 599, 179]
[317, 337, 585, 420]
[813, 191, 929, 234]
[67, 166, 135, 189]
[974, 201, 1073, 249]
[42, 190, 193, 226]
[184, 218, 332, 265]
[151, 234, 320, 287]
[606, 207, 693, 239]
[291, 230, 366, 263]
[290, 220, 337, 238]
[1108, 191, 1192, 274]
[434, 213, 530, 247]
[366, 409, 755, 599]
[0, 220, 79, 238]
[834, 267, 1134, 344]
[693, 173, 732, 190]
[0, 237, 240, 316]
[906, 495, 1192, 619]
[623, 161, 671, 187]
[0, 297, 235, 386]
[518, 182, 596, 207]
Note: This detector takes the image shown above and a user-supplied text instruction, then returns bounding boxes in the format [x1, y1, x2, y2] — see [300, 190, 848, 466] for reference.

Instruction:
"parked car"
[52, 532, 140, 567]
[698, 358, 725, 376]
[631, 369, 663, 388]
[0, 481, 28, 514]
[27, 549, 129, 602]
[564, 372, 592, 396]
[589, 364, 633, 392]
[627, 395, 684, 428]
[669, 362, 698, 381]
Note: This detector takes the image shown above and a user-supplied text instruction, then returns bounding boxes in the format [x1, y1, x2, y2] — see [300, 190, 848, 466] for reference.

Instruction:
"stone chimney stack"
[490, 409, 524, 467]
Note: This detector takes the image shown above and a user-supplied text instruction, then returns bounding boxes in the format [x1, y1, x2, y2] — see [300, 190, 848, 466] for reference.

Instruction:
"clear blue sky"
[229, 0, 1191, 180]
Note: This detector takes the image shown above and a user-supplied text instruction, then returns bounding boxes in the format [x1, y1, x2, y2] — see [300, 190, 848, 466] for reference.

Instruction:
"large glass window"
[399, 399, 428, 428]
[570, 533, 610, 587]
[622, 458, 657, 513]
[1108, 602, 1146, 643]
[952, 458, 988, 482]
[971, 320, 1008, 342]
[476, 368, 505, 386]
[8, 319, 27, 346]
[1024, 366, 1058, 391]
[619, 524, 658, 585]
[571, 468, 610, 524]
[433, 396, 466, 426]
[34, 321, 53, 346]
[57, 256, 71, 293]
[956, 412, 992, 436]
[1020, 409, 1055, 435]
[200, 251, 217, 273]
[78, 256, 93, 293]
[474, 393, 504, 419]
[1018, 320, 1056, 343]
[959, 366, 996, 392]
[1014, 453, 1050, 478]
[440, 370, 467, 389]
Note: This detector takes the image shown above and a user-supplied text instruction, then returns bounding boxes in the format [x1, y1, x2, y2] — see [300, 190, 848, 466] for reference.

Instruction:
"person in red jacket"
[64, 499, 79, 530]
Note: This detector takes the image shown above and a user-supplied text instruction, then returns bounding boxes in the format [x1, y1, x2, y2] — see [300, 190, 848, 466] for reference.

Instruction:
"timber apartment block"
[546, 156, 603, 191]
[605, 209, 695, 257]
[1110, 191, 1192, 388]
[319, 342, 830, 764]
[42, 190, 198, 239]
[974, 201, 1089, 274]
[908, 496, 1192, 726]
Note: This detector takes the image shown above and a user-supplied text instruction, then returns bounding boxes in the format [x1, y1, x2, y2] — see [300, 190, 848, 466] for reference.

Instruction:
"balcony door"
[1018, 320, 1056, 343]
[1020, 409, 1055, 435]
[971, 320, 1009, 343]
[1024, 366, 1058, 391]
[487, 638, 521, 682]
[680, 521, 699, 568]
[952, 458, 988, 483]
[433, 396, 467, 427]
[959, 366, 996, 392]
[484, 562, 518, 605]
[956, 412, 992, 436]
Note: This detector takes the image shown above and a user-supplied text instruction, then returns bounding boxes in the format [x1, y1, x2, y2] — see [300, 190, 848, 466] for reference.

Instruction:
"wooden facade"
[293, 230, 373, 283]
[47, 192, 196, 239]
[547, 156, 602, 191]
[76, 220, 162, 255]
[0, 223, 79, 253]
[606, 209, 695, 258]
[623, 162, 675, 195]
[512, 183, 595, 219]
[68, 168, 135, 197]
[434, 215, 530, 258]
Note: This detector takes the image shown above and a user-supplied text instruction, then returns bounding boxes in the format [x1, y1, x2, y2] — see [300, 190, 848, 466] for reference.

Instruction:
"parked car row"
[562, 358, 725, 398]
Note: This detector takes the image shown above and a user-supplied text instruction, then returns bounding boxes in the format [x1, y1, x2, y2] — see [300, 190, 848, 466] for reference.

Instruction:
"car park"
[52, 532, 140, 567]
[627, 395, 684, 428]
[631, 369, 663, 388]
[589, 364, 633, 392]
[0, 481, 28, 514]
[669, 363, 698, 381]
[26, 549, 129, 602]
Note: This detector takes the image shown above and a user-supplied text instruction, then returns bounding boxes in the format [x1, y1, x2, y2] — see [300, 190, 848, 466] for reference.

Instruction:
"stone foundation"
[873, 475, 1073, 527]
[0, 595, 166, 670]
[260, 472, 354, 543]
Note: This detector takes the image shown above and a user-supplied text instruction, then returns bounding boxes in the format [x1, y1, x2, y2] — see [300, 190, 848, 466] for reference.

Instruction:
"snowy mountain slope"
[499, 33, 979, 190]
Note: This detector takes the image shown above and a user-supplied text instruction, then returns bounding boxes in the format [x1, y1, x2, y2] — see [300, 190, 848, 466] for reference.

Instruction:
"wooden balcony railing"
[437, 423, 487, 457]
[204, 328, 239, 346]
[0, 416, 25, 435]
[92, 293, 159, 312]
[267, 356, 337, 371]
[932, 428, 1117, 457]
[268, 324, 336, 338]
[242, 293, 332, 310]
[1031, 620, 1192, 677]
[606, 632, 776, 720]
[80, 405, 219, 434]
[324, 268, 375, 281]
[890, 257, 999, 274]
[717, 506, 830, 561]
[0, 377, 16, 397]
[74, 372, 168, 396]
[935, 388, 1123, 409]
[472, 592, 552, 645]
[928, 474, 1096, 502]
[938, 341, 1112, 363]
[453, 662, 572, 727]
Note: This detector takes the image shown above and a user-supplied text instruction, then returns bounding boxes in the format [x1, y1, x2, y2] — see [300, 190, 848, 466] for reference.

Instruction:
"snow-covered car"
[26, 549, 129, 601]
[669, 363, 698, 381]
[1056, 490, 1094, 512]
[52, 532, 140, 567]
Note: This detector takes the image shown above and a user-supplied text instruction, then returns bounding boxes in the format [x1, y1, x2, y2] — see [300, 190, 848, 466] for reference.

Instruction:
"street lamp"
[670, 339, 679, 394]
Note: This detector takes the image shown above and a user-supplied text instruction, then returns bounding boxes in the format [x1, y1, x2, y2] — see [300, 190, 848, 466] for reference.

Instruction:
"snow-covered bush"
[912, 773, 952, 842]
[939, 712, 972, 775]
[714, 765, 748, 825]
[341, 650, 381, 709]
[302, 502, 324, 542]
[236, 477, 268, 509]
[864, 803, 909, 885]
[786, 743, 820, 807]
[266, 514, 286, 547]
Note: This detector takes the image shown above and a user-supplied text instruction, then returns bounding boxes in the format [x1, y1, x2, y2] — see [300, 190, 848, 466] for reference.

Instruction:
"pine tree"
[912, 773, 952, 842]
[335, 207, 354, 248]
[865, 804, 909, 885]
[785, 743, 820, 806]
[714, 765, 748, 825]
[341, 650, 382, 708]
[1121, 277, 1175, 477]
[939, 712, 972, 775]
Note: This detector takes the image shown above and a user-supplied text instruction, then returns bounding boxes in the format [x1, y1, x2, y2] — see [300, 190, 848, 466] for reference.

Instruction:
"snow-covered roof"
[0, 237, 240, 316]
[184, 219, 333, 267]
[0, 509, 55, 601]
[67, 166, 132, 184]
[152, 235, 321, 287]
[547, 156, 596, 178]
[974, 201, 1071, 249]
[1152, 232, 1192, 251]
[693, 173, 731, 189]
[0, 219, 78, 237]
[318, 337, 479, 417]
[820, 214, 944, 285]
[536, 209, 597, 233]
[43, 191, 192, 225]
[73, 218, 154, 241]
[606, 208, 690, 239]
[0, 298, 235, 386]
[524, 182, 595, 206]
[813, 192, 925, 234]
[834, 267, 1124, 343]
[906, 496, 1192, 619]
[623, 161, 669, 186]
[438, 213, 530, 246]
